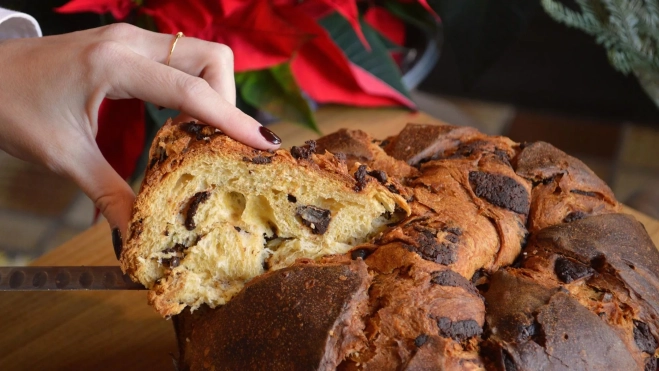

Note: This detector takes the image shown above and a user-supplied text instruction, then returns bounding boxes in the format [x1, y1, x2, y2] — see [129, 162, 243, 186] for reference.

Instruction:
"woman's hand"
[0, 23, 281, 241]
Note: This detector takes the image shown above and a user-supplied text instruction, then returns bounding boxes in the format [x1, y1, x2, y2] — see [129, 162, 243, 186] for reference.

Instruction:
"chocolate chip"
[367, 170, 387, 184]
[185, 191, 211, 230]
[494, 149, 512, 167]
[445, 226, 462, 236]
[234, 226, 241, 232]
[634, 320, 658, 354]
[181, 121, 207, 140]
[431, 270, 479, 296]
[414, 334, 428, 347]
[334, 152, 346, 161]
[351, 248, 372, 260]
[405, 229, 458, 265]
[287, 194, 297, 203]
[251, 155, 272, 164]
[570, 189, 598, 198]
[563, 211, 588, 223]
[169, 257, 180, 268]
[644, 356, 657, 371]
[290, 140, 317, 160]
[386, 184, 400, 194]
[436, 317, 482, 341]
[554, 257, 593, 283]
[468, 171, 530, 214]
[354, 165, 368, 192]
[296, 205, 331, 235]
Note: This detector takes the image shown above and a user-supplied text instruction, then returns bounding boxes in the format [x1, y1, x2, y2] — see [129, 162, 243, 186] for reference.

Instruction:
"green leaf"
[237, 63, 320, 134]
[383, 0, 439, 34]
[318, 12, 412, 100]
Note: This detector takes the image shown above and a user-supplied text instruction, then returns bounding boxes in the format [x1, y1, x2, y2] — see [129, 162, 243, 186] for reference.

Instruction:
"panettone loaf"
[120, 120, 409, 317]
[121, 119, 659, 370]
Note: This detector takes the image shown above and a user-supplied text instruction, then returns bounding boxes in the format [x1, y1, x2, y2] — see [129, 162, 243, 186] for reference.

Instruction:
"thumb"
[62, 141, 135, 258]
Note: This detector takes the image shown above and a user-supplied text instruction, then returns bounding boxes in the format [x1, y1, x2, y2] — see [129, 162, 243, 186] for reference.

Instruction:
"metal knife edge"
[0, 266, 146, 291]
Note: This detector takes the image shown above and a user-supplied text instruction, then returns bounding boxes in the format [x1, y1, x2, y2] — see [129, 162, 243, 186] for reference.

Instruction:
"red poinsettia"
[56, 0, 436, 178]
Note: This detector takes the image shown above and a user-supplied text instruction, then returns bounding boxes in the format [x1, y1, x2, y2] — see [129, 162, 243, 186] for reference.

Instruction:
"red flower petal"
[55, 0, 135, 20]
[364, 6, 405, 45]
[142, 0, 217, 36]
[96, 98, 145, 180]
[288, 8, 414, 108]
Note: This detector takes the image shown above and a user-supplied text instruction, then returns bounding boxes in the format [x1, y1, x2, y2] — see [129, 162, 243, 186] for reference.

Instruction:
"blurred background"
[0, 0, 658, 265]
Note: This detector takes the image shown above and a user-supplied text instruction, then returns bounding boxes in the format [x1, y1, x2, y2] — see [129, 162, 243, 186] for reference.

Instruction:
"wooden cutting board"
[1, 107, 657, 370]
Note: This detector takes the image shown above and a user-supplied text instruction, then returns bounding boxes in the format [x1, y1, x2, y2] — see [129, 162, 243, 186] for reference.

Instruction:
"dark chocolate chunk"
[367, 170, 387, 184]
[351, 248, 373, 260]
[234, 226, 241, 232]
[242, 155, 272, 164]
[185, 191, 211, 230]
[250, 155, 272, 164]
[290, 140, 317, 160]
[181, 121, 207, 140]
[494, 149, 512, 167]
[436, 317, 482, 341]
[296, 205, 331, 235]
[287, 194, 297, 203]
[354, 165, 368, 192]
[634, 320, 659, 354]
[169, 257, 180, 268]
[468, 171, 530, 214]
[386, 184, 400, 194]
[445, 226, 463, 236]
[334, 152, 346, 162]
[570, 189, 598, 198]
[414, 334, 428, 347]
[431, 270, 477, 294]
[554, 257, 593, 283]
[563, 211, 588, 223]
[405, 229, 457, 265]
[645, 356, 657, 371]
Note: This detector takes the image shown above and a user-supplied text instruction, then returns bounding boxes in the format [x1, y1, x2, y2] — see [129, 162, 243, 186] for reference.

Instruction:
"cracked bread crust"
[120, 119, 409, 317]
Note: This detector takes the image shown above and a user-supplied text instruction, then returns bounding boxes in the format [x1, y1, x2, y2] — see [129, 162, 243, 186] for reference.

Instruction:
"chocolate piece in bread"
[174, 260, 370, 371]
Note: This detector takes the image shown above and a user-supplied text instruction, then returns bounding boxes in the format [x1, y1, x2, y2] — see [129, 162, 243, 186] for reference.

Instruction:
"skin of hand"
[0, 23, 281, 248]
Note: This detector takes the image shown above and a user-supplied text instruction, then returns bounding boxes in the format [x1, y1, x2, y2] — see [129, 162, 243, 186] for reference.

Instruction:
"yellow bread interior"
[122, 128, 409, 317]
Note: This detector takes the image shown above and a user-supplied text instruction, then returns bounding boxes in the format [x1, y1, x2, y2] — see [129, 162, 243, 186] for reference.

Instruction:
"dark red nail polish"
[259, 126, 281, 145]
[112, 228, 123, 260]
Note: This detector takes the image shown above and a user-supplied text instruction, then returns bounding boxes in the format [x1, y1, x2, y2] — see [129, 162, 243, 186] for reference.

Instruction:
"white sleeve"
[0, 7, 42, 39]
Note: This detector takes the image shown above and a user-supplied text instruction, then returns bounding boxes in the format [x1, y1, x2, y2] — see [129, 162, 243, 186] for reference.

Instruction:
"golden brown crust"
[124, 119, 659, 370]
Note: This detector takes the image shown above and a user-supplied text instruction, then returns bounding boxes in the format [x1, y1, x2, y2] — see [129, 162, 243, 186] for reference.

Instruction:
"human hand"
[0, 23, 281, 247]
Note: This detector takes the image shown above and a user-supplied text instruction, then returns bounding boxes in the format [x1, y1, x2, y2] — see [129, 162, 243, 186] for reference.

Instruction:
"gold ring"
[166, 32, 185, 67]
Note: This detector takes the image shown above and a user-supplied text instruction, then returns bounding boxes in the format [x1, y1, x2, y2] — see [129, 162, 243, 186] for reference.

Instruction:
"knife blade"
[0, 266, 146, 291]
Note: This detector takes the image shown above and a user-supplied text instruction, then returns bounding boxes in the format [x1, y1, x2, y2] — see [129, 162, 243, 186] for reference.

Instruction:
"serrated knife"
[0, 266, 145, 291]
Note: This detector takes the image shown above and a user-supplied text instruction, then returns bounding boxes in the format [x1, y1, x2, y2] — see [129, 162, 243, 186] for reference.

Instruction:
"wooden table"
[1, 107, 658, 370]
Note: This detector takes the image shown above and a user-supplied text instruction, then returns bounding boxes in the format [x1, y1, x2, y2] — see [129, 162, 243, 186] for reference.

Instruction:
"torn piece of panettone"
[119, 120, 409, 317]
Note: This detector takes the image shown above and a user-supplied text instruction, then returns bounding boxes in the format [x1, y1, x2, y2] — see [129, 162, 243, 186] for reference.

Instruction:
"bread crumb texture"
[120, 120, 409, 317]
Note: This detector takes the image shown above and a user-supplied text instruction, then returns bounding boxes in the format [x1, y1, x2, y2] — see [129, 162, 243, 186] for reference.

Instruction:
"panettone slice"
[120, 120, 409, 317]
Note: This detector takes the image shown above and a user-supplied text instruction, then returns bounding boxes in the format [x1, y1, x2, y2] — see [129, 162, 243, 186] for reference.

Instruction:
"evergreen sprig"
[542, 0, 659, 77]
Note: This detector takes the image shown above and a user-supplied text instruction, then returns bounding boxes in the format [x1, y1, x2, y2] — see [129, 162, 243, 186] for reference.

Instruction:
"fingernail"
[259, 126, 282, 145]
[112, 228, 123, 260]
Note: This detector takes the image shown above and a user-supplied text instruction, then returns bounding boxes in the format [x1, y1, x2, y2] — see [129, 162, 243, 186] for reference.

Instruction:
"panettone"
[121, 120, 659, 370]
